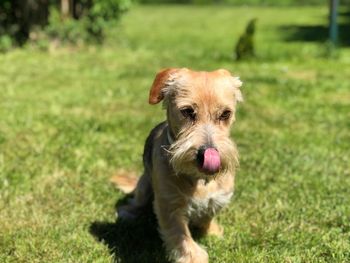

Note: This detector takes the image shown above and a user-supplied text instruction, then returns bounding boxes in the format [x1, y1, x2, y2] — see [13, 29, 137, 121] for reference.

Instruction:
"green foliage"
[1, 5, 350, 262]
[45, 8, 88, 45]
[87, 0, 131, 41]
[0, 1, 13, 30]
[0, 35, 13, 52]
[45, 0, 131, 45]
[0, 0, 131, 49]
[91, 0, 131, 19]
[0, 0, 18, 50]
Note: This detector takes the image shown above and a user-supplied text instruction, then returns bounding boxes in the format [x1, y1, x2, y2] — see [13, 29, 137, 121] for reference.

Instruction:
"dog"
[112, 68, 243, 263]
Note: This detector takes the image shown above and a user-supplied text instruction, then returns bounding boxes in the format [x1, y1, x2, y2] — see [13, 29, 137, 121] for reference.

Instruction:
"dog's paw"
[170, 240, 209, 263]
[190, 244, 209, 263]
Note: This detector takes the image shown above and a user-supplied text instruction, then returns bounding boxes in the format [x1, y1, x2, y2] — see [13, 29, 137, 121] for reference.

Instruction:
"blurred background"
[0, 1, 349, 262]
[0, 0, 349, 51]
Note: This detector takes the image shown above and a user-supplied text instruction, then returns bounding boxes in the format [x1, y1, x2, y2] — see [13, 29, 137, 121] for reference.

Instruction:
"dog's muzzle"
[197, 146, 221, 175]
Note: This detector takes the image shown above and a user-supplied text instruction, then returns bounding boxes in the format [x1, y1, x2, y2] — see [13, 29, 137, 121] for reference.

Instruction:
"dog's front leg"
[154, 199, 209, 263]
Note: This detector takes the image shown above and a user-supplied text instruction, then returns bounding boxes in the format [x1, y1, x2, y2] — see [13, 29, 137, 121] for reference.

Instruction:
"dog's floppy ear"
[216, 69, 243, 103]
[149, 68, 179, 104]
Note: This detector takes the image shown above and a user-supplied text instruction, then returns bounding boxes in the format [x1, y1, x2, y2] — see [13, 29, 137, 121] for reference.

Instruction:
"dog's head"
[149, 68, 243, 180]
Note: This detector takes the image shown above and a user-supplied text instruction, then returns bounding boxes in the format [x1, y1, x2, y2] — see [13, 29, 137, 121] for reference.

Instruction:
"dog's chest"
[186, 184, 233, 220]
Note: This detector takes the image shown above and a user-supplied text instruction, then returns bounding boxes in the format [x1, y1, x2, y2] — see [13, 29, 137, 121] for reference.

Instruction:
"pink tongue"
[202, 148, 221, 174]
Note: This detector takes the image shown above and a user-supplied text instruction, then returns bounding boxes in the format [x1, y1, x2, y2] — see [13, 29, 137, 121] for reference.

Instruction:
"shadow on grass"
[280, 24, 350, 46]
[279, 9, 350, 46]
[89, 197, 169, 263]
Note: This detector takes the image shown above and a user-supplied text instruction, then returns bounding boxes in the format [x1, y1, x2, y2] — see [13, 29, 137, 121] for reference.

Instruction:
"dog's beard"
[168, 125, 239, 180]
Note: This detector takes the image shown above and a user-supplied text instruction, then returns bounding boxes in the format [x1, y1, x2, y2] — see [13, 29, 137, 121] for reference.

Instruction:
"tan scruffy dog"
[112, 68, 243, 263]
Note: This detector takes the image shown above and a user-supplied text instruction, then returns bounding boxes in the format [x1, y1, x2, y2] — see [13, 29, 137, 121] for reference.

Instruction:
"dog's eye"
[180, 108, 196, 120]
[219, 110, 231, 121]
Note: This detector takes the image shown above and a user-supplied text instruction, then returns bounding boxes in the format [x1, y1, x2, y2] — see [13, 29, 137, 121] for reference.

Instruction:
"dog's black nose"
[196, 145, 208, 166]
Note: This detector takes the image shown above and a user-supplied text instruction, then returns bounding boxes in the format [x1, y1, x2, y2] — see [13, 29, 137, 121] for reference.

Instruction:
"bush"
[86, 0, 131, 41]
[45, 8, 90, 45]
[0, 35, 13, 52]
[0, 0, 50, 50]
[0, 0, 20, 51]
[0, 0, 131, 50]
[46, 0, 131, 45]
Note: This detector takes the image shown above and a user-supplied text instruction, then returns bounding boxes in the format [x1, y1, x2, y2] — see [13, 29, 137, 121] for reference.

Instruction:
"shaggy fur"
[112, 68, 243, 263]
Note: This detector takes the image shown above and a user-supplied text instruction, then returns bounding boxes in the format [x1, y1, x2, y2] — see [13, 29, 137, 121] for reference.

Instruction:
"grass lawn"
[1, 5, 350, 262]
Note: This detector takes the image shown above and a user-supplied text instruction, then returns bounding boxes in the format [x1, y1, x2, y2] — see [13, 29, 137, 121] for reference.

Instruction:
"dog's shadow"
[89, 196, 169, 263]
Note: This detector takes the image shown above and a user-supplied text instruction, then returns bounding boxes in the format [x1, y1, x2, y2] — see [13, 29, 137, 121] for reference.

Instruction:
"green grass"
[1, 5, 350, 262]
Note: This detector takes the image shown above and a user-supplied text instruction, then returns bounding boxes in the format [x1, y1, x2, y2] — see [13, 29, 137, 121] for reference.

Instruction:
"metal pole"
[329, 0, 339, 46]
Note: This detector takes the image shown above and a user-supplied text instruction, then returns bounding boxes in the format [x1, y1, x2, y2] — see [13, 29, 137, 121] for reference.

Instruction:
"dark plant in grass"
[234, 18, 257, 60]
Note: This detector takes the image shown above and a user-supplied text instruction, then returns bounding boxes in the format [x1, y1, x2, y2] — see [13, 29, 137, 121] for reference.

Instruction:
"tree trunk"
[61, 0, 79, 19]
[61, 0, 70, 18]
